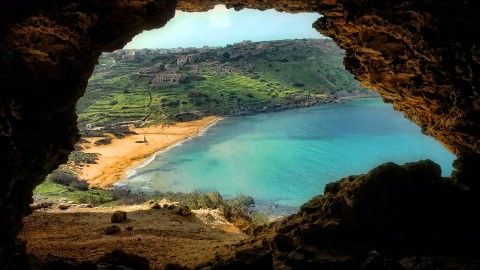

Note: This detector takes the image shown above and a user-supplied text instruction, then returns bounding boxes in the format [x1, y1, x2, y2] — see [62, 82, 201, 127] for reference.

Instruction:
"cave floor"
[19, 202, 247, 269]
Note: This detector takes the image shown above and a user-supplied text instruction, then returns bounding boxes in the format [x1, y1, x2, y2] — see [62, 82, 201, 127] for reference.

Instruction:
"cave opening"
[21, 4, 458, 267]
[2, 1, 480, 269]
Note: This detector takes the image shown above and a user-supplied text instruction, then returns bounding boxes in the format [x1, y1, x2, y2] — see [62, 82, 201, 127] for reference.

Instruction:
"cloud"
[209, 5, 232, 29]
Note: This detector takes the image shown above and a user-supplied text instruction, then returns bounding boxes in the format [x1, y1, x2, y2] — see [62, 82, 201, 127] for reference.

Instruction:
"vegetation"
[49, 170, 89, 191]
[33, 180, 269, 233]
[34, 179, 115, 206]
[68, 151, 99, 165]
[77, 39, 374, 127]
[150, 191, 269, 233]
[35, 39, 375, 233]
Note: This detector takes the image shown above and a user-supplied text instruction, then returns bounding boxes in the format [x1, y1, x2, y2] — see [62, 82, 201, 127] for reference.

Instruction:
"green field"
[77, 39, 373, 126]
[34, 179, 116, 206]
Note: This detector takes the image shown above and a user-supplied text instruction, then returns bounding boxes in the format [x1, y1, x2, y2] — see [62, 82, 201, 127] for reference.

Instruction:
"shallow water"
[118, 98, 456, 215]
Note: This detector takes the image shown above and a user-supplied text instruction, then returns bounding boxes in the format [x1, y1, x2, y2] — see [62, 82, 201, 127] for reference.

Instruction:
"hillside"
[77, 39, 376, 126]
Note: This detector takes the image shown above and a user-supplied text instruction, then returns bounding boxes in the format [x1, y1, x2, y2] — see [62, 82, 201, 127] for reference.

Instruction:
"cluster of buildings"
[101, 40, 275, 60]
[100, 39, 327, 86]
[102, 45, 213, 60]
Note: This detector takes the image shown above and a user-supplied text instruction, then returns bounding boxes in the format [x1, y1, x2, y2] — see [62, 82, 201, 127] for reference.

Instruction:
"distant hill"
[77, 39, 377, 126]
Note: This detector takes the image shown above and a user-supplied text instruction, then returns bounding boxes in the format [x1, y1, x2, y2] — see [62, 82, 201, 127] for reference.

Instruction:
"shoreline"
[78, 95, 379, 189]
[123, 117, 223, 180]
[220, 93, 381, 117]
[78, 116, 221, 188]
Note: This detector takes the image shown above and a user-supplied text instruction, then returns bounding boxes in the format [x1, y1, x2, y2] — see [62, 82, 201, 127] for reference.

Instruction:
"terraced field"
[77, 39, 373, 126]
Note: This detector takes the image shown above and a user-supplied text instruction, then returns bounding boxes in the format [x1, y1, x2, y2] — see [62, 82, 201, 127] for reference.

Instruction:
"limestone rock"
[58, 204, 69, 210]
[177, 206, 191, 216]
[223, 160, 480, 268]
[104, 225, 121, 235]
[30, 202, 53, 210]
[111, 211, 127, 223]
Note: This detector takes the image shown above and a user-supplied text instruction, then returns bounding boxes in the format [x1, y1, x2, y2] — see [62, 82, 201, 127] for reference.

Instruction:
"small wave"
[124, 117, 224, 180]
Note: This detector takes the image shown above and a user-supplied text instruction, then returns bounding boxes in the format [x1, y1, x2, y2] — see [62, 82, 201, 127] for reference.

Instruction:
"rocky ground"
[20, 200, 247, 269]
[19, 160, 480, 270]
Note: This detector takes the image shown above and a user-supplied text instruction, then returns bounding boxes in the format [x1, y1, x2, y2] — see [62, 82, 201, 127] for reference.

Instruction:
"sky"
[124, 5, 325, 49]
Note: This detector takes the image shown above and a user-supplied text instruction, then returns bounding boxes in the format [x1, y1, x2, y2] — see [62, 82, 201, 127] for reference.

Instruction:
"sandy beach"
[78, 116, 220, 188]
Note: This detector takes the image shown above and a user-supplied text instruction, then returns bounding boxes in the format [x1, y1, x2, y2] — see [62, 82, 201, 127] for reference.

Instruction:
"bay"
[117, 98, 456, 214]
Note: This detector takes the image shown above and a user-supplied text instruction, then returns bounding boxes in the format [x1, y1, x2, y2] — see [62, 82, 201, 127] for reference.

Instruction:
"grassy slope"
[77, 39, 372, 126]
[34, 180, 115, 206]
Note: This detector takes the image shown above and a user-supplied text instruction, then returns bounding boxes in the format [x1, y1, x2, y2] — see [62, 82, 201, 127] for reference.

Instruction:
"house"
[150, 69, 181, 86]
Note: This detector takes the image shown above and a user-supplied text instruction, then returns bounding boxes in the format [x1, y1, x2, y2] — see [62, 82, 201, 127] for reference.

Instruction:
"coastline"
[220, 93, 380, 117]
[78, 116, 221, 188]
[123, 117, 223, 180]
[77, 95, 378, 189]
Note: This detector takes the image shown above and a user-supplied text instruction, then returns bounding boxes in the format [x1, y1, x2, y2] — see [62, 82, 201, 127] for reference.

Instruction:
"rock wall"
[0, 0, 177, 267]
[314, 0, 480, 157]
[0, 0, 479, 267]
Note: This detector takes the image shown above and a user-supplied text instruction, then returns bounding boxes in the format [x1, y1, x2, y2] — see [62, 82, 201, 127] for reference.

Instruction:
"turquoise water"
[118, 98, 455, 213]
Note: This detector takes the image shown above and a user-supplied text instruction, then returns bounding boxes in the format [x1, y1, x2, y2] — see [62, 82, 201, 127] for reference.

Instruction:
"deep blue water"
[117, 98, 456, 215]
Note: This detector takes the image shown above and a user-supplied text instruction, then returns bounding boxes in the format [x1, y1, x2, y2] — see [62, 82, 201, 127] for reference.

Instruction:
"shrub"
[229, 194, 255, 207]
[292, 82, 305, 87]
[69, 151, 99, 165]
[49, 170, 78, 186]
[152, 191, 225, 210]
[77, 193, 109, 206]
[49, 170, 89, 191]
[69, 179, 89, 191]
[95, 137, 112, 145]
[116, 194, 149, 205]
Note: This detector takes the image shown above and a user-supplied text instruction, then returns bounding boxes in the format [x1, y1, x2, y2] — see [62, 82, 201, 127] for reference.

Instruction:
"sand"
[79, 116, 221, 188]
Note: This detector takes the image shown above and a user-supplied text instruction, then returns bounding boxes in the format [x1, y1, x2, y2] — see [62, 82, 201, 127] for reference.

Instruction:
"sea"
[116, 98, 456, 216]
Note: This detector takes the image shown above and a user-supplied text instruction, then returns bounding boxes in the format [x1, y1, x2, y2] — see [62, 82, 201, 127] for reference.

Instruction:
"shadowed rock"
[111, 211, 127, 223]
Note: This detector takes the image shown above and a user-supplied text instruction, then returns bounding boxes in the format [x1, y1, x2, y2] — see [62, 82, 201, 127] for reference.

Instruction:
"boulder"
[58, 204, 69, 210]
[104, 225, 121, 235]
[177, 206, 191, 216]
[30, 202, 53, 210]
[111, 211, 127, 223]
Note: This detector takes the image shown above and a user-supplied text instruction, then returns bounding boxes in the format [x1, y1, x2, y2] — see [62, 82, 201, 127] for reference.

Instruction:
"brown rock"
[105, 225, 121, 235]
[58, 204, 69, 210]
[177, 206, 191, 216]
[151, 203, 161, 209]
[111, 211, 127, 223]
[30, 202, 53, 210]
